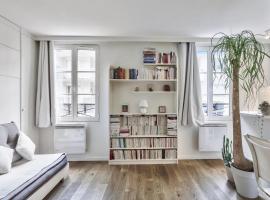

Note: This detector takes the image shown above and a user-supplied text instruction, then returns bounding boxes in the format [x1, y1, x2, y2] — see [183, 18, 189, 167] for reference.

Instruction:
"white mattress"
[0, 154, 63, 199]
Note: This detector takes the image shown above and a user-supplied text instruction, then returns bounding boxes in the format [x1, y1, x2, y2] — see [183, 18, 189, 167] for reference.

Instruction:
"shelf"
[131, 91, 176, 94]
[110, 113, 177, 116]
[110, 79, 176, 82]
[110, 135, 177, 138]
[143, 63, 176, 66]
[110, 147, 177, 150]
[109, 159, 178, 165]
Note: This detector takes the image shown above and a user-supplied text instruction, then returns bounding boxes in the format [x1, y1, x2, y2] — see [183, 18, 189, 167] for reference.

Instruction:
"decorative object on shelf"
[147, 84, 154, 92]
[134, 87, 140, 92]
[258, 101, 270, 115]
[222, 136, 234, 183]
[163, 85, 170, 91]
[212, 30, 270, 198]
[158, 106, 166, 113]
[139, 100, 149, 114]
[122, 105, 128, 113]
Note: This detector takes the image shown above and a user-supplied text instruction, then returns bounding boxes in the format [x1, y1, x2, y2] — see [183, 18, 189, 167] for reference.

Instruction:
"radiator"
[199, 122, 227, 152]
[54, 124, 86, 154]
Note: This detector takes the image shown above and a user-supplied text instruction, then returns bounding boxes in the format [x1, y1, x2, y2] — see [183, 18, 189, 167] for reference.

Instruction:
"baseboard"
[179, 154, 222, 160]
[67, 154, 108, 161]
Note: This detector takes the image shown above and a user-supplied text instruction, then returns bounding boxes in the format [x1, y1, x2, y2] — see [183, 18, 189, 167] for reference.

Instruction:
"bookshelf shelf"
[109, 48, 178, 165]
[110, 147, 177, 150]
[110, 135, 177, 138]
[109, 159, 178, 165]
[110, 113, 177, 116]
[131, 91, 176, 94]
[143, 63, 176, 66]
[110, 79, 177, 82]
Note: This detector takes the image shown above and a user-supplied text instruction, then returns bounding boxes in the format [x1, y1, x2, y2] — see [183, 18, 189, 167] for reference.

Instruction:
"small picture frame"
[158, 106, 166, 113]
[122, 105, 128, 113]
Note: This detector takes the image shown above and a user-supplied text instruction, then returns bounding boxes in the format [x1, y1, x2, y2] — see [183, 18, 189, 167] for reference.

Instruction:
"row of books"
[110, 67, 138, 79]
[167, 114, 177, 136]
[110, 115, 177, 136]
[111, 149, 177, 160]
[143, 48, 177, 65]
[111, 138, 177, 148]
[111, 115, 167, 126]
[110, 125, 168, 136]
[110, 66, 176, 80]
[139, 67, 176, 80]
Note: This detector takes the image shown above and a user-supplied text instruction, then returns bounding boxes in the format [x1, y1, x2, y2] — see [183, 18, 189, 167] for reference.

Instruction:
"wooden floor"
[45, 160, 266, 200]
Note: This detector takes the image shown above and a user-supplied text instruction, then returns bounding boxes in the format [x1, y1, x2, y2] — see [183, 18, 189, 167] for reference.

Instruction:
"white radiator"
[199, 122, 227, 152]
[54, 124, 86, 154]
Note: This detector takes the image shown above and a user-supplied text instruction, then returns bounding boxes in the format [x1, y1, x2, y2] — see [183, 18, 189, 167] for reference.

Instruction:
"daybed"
[0, 122, 69, 200]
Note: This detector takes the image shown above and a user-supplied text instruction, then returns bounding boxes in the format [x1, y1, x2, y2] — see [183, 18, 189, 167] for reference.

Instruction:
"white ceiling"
[0, 0, 269, 38]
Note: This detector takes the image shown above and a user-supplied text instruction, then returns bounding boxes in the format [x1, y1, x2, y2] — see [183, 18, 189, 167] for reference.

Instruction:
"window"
[197, 46, 230, 120]
[54, 45, 99, 122]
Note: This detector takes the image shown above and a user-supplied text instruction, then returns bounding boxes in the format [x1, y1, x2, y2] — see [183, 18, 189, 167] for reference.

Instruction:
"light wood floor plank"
[45, 160, 266, 200]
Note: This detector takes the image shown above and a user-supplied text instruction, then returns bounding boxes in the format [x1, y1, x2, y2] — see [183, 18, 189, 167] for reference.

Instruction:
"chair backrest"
[245, 134, 270, 183]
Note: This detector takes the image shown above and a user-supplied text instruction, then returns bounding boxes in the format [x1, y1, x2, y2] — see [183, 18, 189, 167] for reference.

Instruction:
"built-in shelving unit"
[109, 48, 178, 165]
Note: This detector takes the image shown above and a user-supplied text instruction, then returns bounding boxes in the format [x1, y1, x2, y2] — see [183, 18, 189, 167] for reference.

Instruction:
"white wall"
[21, 32, 39, 149]
[37, 41, 270, 160]
[0, 16, 39, 150]
[40, 42, 178, 159]
[0, 17, 21, 126]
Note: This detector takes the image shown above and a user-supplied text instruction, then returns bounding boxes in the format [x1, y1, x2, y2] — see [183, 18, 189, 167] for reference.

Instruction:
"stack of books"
[167, 114, 177, 135]
[143, 48, 156, 64]
[110, 116, 121, 136]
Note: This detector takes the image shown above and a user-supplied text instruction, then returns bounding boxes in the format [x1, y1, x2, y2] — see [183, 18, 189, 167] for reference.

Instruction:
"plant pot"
[231, 165, 258, 199]
[224, 165, 234, 184]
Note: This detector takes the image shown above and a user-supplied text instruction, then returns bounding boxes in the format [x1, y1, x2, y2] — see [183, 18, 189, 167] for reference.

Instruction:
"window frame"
[197, 45, 232, 121]
[54, 44, 100, 122]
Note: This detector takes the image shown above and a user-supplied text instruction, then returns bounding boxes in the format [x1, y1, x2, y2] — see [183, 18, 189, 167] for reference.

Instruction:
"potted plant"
[212, 30, 270, 198]
[222, 135, 234, 183]
[258, 101, 270, 115]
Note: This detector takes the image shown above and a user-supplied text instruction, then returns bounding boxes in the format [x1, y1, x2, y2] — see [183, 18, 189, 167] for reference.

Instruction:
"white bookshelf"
[109, 50, 178, 165]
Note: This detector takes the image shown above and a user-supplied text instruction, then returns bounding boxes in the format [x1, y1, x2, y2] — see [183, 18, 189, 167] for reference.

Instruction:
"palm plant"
[211, 30, 270, 171]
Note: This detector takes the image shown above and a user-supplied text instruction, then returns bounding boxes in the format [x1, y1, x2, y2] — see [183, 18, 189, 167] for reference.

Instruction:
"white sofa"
[0, 122, 69, 200]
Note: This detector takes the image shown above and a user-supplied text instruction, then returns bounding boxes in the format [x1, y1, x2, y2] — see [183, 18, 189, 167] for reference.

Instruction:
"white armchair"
[245, 134, 270, 198]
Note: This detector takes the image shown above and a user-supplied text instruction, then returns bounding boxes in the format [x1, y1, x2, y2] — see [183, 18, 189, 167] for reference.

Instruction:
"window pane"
[55, 73, 72, 94]
[213, 73, 229, 94]
[78, 72, 95, 94]
[213, 95, 229, 116]
[56, 95, 72, 117]
[78, 49, 96, 71]
[198, 50, 208, 116]
[77, 95, 95, 117]
[55, 49, 72, 71]
[197, 51, 207, 73]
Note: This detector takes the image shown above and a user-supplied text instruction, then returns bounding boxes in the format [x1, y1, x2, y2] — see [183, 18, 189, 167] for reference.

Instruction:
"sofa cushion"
[16, 132, 35, 160]
[0, 122, 22, 163]
[0, 126, 8, 146]
[0, 146, 14, 174]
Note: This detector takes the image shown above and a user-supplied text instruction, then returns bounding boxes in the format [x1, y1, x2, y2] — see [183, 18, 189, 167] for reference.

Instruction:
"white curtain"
[177, 42, 204, 126]
[35, 41, 55, 128]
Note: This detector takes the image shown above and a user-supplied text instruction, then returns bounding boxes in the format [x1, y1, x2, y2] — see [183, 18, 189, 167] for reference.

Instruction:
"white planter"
[224, 165, 234, 183]
[231, 165, 258, 199]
